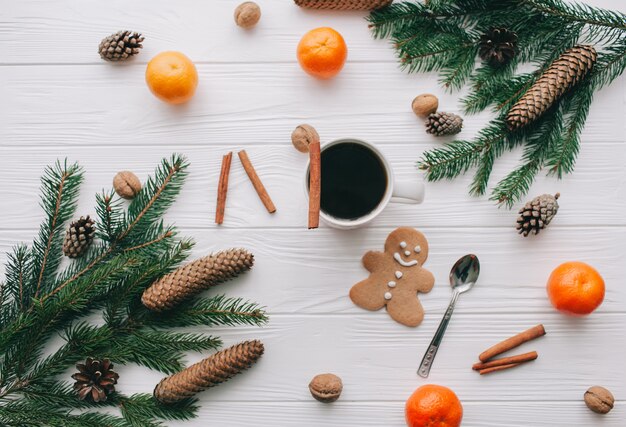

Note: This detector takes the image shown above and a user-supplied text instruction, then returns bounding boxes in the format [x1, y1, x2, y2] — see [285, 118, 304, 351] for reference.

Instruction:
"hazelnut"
[412, 94, 439, 117]
[291, 124, 320, 153]
[113, 171, 141, 199]
[308, 373, 342, 403]
[234, 2, 261, 29]
[584, 386, 614, 414]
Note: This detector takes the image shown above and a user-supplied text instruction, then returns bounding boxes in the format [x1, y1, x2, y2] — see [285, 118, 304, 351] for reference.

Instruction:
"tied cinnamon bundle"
[142, 249, 254, 312]
[154, 340, 264, 404]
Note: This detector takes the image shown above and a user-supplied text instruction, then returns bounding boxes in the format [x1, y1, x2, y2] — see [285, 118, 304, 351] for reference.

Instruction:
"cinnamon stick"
[215, 152, 232, 224]
[479, 324, 545, 362]
[473, 351, 538, 371]
[237, 150, 276, 214]
[308, 140, 321, 229]
[479, 363, 521, 375]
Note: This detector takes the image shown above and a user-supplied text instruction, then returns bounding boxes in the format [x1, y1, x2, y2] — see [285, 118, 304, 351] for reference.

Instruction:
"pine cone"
[72, 357, 119, 402]
[506, 45, 597, 130]
[425, 112, 463, 136]
[98, 30, 144, 62]
[478, 27, 518, 66]
[154, 340, 264, 404]
[516, 193, 560, 237]
[63, 216, 96, 258]
[142, 249, 254, 312]
[294, 0, 392, 10]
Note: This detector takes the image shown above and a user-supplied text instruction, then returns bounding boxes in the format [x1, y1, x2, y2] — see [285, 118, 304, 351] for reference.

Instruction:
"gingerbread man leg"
[386, 287, 426, 327]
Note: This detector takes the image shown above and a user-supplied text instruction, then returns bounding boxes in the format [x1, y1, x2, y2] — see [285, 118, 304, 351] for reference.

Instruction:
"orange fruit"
[405, 384, 463, 427]
[297, 27, 347, 79]
[145, 51, 198, 104]
[547, 261, 605, 316]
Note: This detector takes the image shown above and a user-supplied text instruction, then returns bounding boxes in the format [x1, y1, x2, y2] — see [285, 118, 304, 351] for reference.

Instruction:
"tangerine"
[297, 27, 347, 79]
[547, 261, 605, 316]
[405, 384, 463, 427]
[145, 51, 198, 104]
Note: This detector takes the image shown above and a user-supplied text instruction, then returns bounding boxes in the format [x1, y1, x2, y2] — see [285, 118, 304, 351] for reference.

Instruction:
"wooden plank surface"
[1, 0, 625, 426]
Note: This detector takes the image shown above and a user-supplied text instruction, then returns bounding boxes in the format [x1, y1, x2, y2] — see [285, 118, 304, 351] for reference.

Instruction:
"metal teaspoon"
[417, 254, 480, 378]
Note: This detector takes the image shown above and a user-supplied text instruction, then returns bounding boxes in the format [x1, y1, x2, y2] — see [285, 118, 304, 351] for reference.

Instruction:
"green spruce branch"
[0, 155, 267, 426]
[369, 0, 626, 206]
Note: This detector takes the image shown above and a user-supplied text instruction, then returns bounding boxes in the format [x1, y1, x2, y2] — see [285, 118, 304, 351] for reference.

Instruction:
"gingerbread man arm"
[362, 251, 386, 273]
[404, 268, 435, 294]
[386, 287, 426, 327]
[350, 277, 386, 311]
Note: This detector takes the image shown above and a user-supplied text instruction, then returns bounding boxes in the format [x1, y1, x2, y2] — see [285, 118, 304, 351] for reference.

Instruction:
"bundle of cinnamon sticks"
[472, 324, 546, 375]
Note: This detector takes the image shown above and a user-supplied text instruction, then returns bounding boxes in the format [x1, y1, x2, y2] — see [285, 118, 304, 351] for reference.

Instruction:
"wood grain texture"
[1, 0, 625, 425]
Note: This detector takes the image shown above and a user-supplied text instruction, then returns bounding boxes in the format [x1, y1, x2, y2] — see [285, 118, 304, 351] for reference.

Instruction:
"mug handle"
[390, 179, 425, 204]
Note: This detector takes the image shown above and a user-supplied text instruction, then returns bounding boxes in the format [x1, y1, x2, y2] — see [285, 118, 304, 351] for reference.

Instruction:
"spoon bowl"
[449, 254, 480, 294]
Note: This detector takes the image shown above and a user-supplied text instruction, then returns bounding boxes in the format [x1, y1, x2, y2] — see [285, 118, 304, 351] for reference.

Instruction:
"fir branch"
[31, 160, 83, 300]
[147, 295, 269, 328]
[521, 0, 626, 31]
[492, 104, 565, 206]
[1, 156, 266, 425]
[372, 0, 626, 205]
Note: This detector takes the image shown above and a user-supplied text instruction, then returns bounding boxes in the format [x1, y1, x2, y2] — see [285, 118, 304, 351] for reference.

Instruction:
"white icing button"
[388, 281, 396, 288]
[414, 245, 421, 253]
[400, 241, 407, 248]
[395, 271, 403, 279]
[404, 250, 411, 256]
[384, 292, 392, 300]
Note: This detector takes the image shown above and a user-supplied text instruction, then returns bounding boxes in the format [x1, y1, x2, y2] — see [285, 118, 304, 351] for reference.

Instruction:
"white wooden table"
[1, 1, 625, 425]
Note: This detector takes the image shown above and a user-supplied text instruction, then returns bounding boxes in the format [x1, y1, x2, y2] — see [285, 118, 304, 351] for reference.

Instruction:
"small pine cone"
[63, 216, 96, 258]
[98, 30, 144, 62]
[478, 27, 518, 66]
[516, 193, 560, 237]
[142, 249, 254, 312]
[425, 112, 463, 136]
[507, 45, 596, 130]
[72, 357, 119, 402]
[154, 340, 265, 404]
[294, 0, 392, 10]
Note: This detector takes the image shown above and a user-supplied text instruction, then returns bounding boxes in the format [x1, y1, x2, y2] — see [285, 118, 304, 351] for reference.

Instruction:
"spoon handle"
[417, 291, 460, 378]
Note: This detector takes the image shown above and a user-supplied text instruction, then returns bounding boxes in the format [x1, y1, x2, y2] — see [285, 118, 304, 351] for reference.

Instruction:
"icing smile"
[394, 252, 418, 267]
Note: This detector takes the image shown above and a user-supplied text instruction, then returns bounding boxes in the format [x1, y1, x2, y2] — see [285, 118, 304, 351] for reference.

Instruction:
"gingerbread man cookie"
[349, 227, 435, 327]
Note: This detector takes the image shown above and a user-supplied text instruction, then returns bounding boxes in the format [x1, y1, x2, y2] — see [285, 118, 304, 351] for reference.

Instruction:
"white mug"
[305, 138, 425, 229]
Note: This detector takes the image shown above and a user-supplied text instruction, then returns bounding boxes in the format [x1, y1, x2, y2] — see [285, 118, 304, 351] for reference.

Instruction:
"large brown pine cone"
[506, 45, 596, 130]
[154, 340, 265, 404]
[294, 0, 392, 10]
[141, 249, 254, 312]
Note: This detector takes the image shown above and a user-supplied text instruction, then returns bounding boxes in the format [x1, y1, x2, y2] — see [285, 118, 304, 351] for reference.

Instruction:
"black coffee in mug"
[316, 142, 387, 220]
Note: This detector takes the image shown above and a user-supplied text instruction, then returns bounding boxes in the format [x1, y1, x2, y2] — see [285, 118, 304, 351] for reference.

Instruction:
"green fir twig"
[370, 0, 626, 206]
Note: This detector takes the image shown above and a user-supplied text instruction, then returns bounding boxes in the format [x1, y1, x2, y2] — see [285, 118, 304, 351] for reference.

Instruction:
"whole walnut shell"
[113, 171, 141, 199]
[309, 373, 342, 403]
[412, 94, 439, 117]
[234, 2, 261, 29]
[584, 386, 614, 414]
[291, 124, 320, 153]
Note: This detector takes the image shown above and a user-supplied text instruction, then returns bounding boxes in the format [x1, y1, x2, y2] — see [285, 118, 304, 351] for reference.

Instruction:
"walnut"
[584, 386, 614, 414]
[291, 124, 320, 153]
[113, 171, 141, 199]
[308, 373, 342, 403]
[234, 2, 261, 29]
[412, 94, 439, 117]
